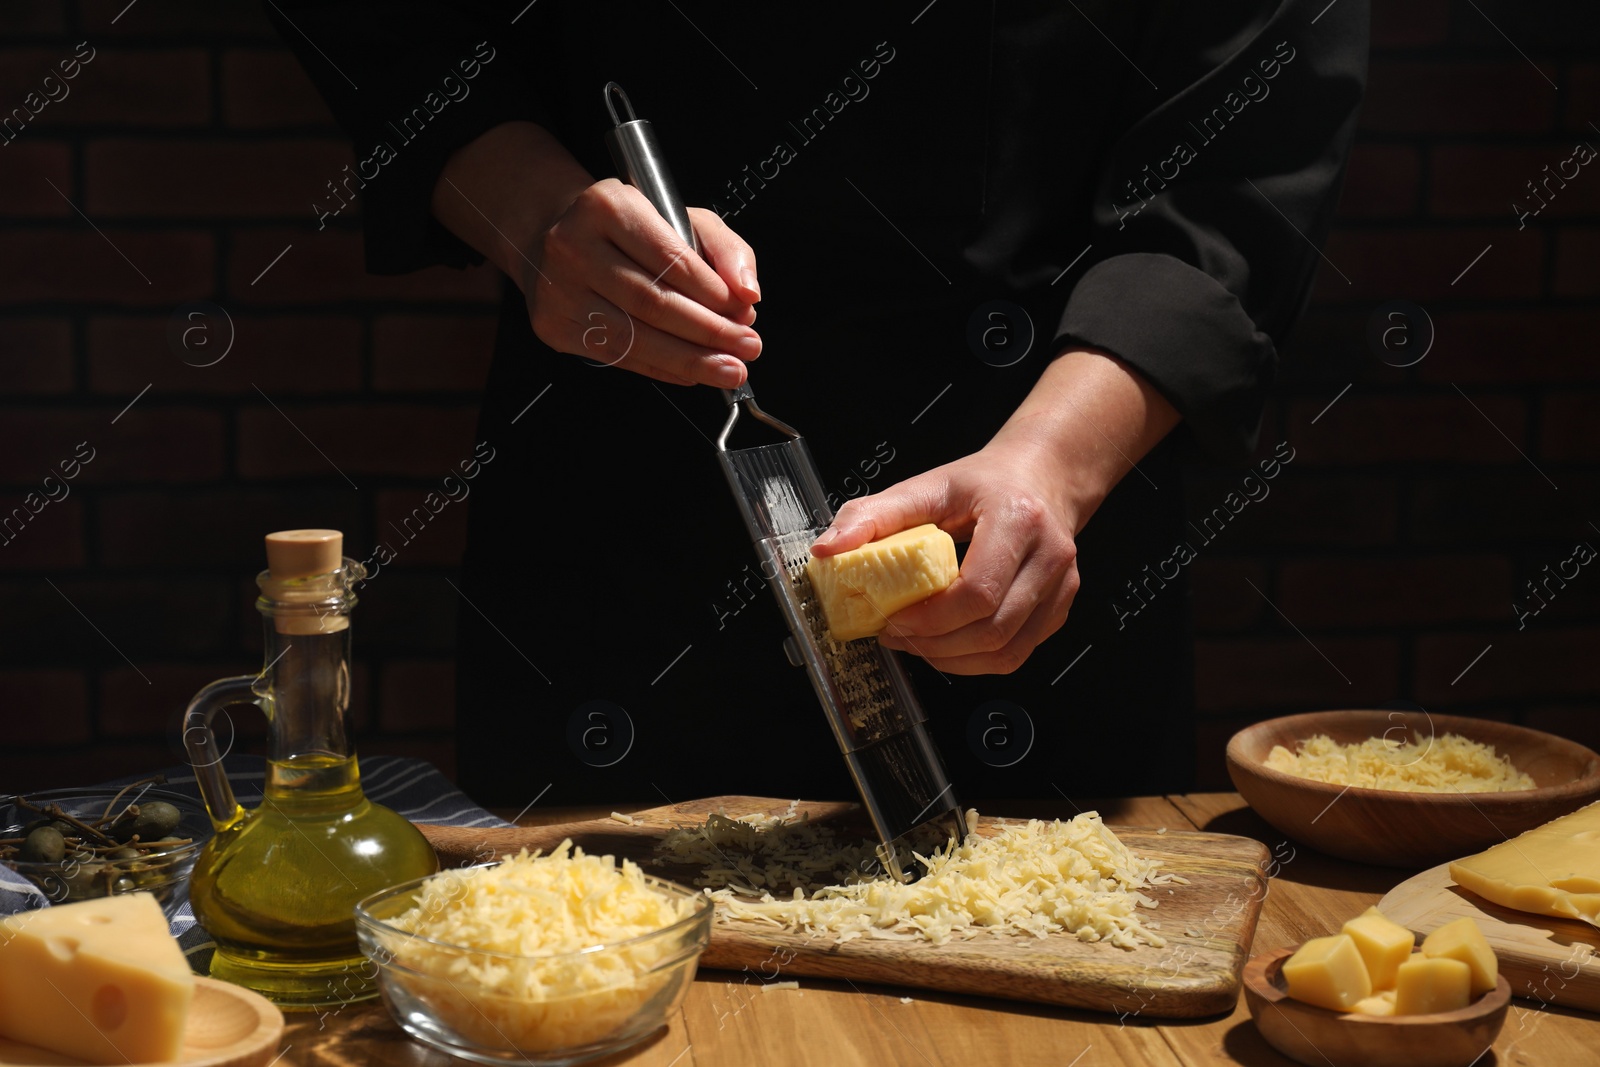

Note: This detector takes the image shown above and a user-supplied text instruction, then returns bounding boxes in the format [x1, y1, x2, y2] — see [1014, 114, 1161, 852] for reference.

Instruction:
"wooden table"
[282, 794, 1593, 1066]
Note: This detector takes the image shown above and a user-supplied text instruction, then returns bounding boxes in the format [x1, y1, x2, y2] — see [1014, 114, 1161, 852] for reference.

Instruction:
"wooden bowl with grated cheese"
[1227, 710, 1600, 868]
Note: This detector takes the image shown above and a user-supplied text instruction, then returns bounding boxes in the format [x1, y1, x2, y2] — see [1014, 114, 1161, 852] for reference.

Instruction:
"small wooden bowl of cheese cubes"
[1244, 907, 1510, 1067]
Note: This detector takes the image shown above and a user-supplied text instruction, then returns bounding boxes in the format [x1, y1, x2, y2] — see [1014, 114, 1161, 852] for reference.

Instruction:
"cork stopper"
[262, 529, 350, 635]
[266, 529, 343, 580]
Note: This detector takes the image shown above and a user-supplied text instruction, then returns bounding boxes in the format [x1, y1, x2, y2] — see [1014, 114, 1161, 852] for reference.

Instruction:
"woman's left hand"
[809, 349, 1181, 675]
[810, 433, 1081, 676]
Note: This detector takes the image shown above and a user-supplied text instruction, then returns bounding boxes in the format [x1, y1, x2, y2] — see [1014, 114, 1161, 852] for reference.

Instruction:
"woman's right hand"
[434, 122, 762, 388]
[525, 179, 761, 387]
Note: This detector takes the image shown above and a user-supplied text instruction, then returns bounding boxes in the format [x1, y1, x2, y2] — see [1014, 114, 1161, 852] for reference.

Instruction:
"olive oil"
[190, 754, 437, 1007]
[184, 530, 439, 1009]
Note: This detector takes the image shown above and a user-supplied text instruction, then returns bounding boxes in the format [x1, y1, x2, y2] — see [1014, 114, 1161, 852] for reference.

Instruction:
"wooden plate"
[0, 977, 285, 1067]
[1378, 862, 1600, 1012]
[1226, 710, 1600, 867]
[1243, 947, 1511, 1067]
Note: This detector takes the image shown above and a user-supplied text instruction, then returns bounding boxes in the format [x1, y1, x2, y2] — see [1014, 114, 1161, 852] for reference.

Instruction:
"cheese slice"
[0, 893, 194, 1063]
[1448, 800, 1600, 926]
[806, 524, 958, 642]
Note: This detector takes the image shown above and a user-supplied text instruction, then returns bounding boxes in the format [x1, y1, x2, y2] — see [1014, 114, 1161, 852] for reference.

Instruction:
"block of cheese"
[1350, 989, 1397, 1017]
[1282, 933, 1372, 1012]
[1340, 906, 1415, 990]
[0, 893, 194, 1063]
[806, 524, 958, 642]
[1393, 955, 1471, 1015]
[1421, 916, 1498, 995]
[1448, 799, 1600, 925]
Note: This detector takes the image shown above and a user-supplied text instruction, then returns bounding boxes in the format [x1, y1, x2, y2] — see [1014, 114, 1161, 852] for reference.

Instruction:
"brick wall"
[1188, 1, 1600, 785]
[2, 1, 1596, 794]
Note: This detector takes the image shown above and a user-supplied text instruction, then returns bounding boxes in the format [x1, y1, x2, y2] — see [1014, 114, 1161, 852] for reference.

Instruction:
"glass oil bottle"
[184, 529, 438, 1008]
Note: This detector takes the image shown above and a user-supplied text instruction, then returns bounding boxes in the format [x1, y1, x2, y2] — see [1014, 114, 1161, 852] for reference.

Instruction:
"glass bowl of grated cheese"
[355, 843, 712, 1066]
[1228, 710, 1600, 869]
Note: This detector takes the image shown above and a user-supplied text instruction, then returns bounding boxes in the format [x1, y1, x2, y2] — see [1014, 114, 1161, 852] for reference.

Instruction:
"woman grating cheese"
[656, 807, 1172, 949]
[1263, 732, 1534, 792]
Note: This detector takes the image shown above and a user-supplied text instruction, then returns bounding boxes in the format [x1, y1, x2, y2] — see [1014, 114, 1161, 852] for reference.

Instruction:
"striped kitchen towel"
[1, 755, 510, 963]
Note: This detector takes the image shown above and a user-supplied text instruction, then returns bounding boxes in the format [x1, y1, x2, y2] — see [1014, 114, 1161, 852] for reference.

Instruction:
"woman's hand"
[526, 180, 762, 387]
[810, 349, 1181, 674]
[813, 435, 1082, 675]
[432, 121, 761, 388]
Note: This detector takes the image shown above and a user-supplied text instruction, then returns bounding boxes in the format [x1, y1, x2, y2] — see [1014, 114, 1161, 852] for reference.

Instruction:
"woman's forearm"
[430, 120, 594, 288]
[993, 349, 1182, 535]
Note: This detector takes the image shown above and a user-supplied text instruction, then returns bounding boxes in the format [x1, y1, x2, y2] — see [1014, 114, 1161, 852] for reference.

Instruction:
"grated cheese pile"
[654, 806, 1171, 950]
[1264, 732, 1535, 793]
[380, 843, 698, 1053]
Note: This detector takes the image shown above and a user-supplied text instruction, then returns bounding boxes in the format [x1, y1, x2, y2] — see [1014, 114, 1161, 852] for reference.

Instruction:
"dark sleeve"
[264, 1, 556, 274]
[1055, 0, 1368, 464]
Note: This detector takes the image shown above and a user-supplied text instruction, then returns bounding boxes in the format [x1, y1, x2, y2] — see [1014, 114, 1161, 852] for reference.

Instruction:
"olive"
[63, 863, 104, 899]
[108, 847, 141, 862]
[108, 812, 139, 843]
[131, 801, 182, 841]
[112, 876, 136, 894]
[19, 827, 65, 865]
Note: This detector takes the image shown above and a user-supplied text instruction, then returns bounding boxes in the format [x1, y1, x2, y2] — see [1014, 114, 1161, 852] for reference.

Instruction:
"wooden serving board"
[418, 796, 1270, 1018]
[1379, 863, 1600, 1013]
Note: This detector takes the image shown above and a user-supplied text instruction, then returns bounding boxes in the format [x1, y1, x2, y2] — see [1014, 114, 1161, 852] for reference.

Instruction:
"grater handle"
[602, 82, 753, 410]
[603, 82, 699, 255]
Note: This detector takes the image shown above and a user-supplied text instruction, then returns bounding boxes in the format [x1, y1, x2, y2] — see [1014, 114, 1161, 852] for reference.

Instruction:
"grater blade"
[718, 436, 968, 879]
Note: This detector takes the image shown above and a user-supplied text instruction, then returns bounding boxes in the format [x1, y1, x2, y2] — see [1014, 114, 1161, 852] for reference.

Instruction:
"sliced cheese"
[806, 524, 958, 641]
[1282, 933, 1372, 1012]
[1448, 800, 1600, 926]
[0, 893, 194, 1064]
[1394, 955, 1471, 1015]
[1421, 917, 1498, 995]
[1340, 906, 1415, 990]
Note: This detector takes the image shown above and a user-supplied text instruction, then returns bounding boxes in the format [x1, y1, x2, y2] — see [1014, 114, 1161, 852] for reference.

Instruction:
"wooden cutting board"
[1379, 863, 1600, 1013]
[418, 796, 1270, 1018]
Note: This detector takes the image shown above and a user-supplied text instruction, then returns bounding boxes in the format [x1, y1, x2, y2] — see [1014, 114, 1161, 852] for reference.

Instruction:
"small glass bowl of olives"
[0, 782, 213, 920]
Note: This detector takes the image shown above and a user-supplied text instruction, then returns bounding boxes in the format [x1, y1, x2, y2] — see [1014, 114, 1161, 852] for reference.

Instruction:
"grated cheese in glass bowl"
[355, 843, 711, 1066]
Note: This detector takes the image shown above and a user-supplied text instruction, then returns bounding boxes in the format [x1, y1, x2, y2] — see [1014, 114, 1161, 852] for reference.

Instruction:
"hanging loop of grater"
[603, 83, 968, 880]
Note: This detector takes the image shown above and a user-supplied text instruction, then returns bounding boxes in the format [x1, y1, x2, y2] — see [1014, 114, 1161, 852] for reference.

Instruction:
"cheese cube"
[806, 524, 958, 641]
[1394, 956, 1471, 1015]
[1350, 989, 1397, 1017]
[1421, 917, 1498, 995]
[1282, 933, 1372, 1012]
[0, 893, 194, 1063]
[1339, 906, 1415, 990]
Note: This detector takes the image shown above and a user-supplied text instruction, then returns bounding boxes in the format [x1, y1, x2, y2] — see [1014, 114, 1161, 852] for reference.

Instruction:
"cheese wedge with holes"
[0, 893, 194, 1063]
[806, 524, 959, 641]
[1448, 799, 1600, 926]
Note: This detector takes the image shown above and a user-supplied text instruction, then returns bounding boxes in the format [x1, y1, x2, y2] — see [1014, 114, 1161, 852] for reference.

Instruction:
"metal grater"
[604, 84, 967, 878]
